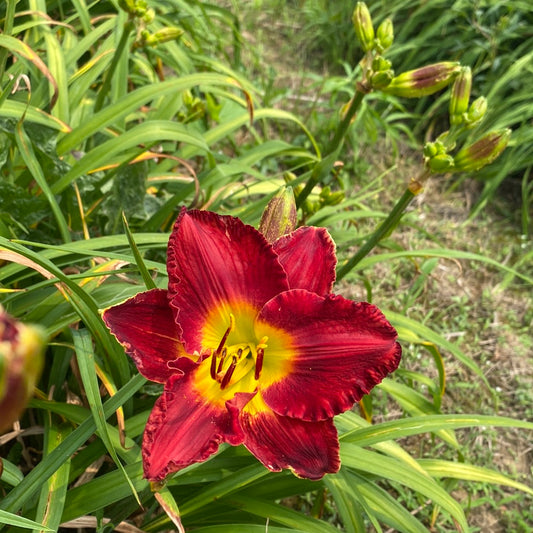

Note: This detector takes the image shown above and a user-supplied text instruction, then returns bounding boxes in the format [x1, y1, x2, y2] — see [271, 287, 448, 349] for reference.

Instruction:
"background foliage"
[0, 1, 531, 532]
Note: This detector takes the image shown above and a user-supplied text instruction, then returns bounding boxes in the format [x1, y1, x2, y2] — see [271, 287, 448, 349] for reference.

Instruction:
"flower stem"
[326, 88, 366, 155]
[296, 89, 366, 208]
[336, 186, 417, 281]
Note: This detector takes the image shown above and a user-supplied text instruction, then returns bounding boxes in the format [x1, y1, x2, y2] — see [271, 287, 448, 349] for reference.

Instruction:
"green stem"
[326, 88, 366, 155]
[296, 89, 366, 208]
[336, 187, 416, 281]
[0, 0, 18, 85]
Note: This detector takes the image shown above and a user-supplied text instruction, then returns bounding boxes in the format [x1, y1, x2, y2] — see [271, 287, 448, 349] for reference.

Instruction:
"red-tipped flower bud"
[0, 308, 45, 433]
[453, 129, 511, 172]
[382, 62, 461, 98]
[449, 66, 472, 125]
[258, 186, 297, 243]
[353, 2, 375, 53]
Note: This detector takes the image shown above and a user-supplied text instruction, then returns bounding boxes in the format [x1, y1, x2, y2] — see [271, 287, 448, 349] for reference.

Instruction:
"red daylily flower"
[103, 209, 401, 481]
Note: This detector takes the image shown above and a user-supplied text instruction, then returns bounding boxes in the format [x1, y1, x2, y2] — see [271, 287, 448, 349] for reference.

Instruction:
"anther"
[217, 347, 227, 374]
[255, 347, 264, 380]
[210, 349, 217, 380]
[215, 313, 235, 356]
[220, 356, 237, 390]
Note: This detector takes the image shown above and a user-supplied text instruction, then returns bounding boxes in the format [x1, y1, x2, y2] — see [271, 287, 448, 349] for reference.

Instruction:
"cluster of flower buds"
[421, 64, 511, 174]
[132, 27, 185, 50]
[350, 1, 511, 177]
[119, 0, 154, 22]
[449, 67, 488, 128]
[424, 128, 511, 174]
[0, 307, 46, 433]
[352, 3, 461, 98]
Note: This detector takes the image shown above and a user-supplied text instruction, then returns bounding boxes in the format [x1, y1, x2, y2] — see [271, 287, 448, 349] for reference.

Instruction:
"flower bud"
[353, 3, 375, 53]
[449, 66, 472, 125]
[372, 56, 392, 72]
[453, 128, 511, 172]
[0, 308, 46, 433]
[376, 18, 394, 52]
[382, 62, 461, 98]
[258, 186, 297, 243]
[141, 27, 184, 47]
[465, 96, 487, 127]
[427, 153, 455, 173]
[423, 142, 439, 159]
[371, 69, 394, 89]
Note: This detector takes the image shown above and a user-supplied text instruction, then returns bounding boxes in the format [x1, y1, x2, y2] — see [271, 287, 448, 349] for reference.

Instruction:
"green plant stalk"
[336, 187, 416, 280]
[296, 89, 366, 208]
[0, 0, 18, 85]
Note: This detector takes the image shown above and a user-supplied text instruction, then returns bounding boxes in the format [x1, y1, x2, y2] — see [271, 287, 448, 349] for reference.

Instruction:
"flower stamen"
[220, 356, 237, 389]
[217, 347, 227, 374]
[254, 336, 268, 380]
[216, 313, 235, 355]
[255, 347, 264, 380]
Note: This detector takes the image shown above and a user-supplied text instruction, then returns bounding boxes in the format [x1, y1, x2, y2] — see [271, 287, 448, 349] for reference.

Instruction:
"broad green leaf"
[14, 121, 71, 243]
[0, 101, 70, 131]
[224, 495, 340, 533]
[0, 510, 53, 531]
[0, 458, 24, 486]
[33, 422, 72, 533]
[72, 328, 141, 506]
[340, 413, 533, 446]
[52, 120, 211, 193]
[341, 444, 468, 532]
[56, 73, 247, 154]
[324, 471, 367, 533]
[0, 373, 145, 514]
[179, 464, 271, 517]
[418, 459, 533, 496]
[346, 470, 431, 533]
[61, 462, 146, 523]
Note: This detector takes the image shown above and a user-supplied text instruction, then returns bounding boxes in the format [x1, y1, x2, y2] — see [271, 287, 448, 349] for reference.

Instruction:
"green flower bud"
[449, 66, 472, 125]
[465, 96, 488, 127]
[382, 62, 461, 98]
[142, 27, 184, 47]
[258, 186, 297, 243]
[371, 69, 394, 89]
[0, 308, 46, 433]
[423, 142, 438, 158]
[453, 128, 511, 172]
[353, 2, 375, 53]
[427, 153, 455, 173]
[372, 56, 392, 72]
[376, 18, 394, 52]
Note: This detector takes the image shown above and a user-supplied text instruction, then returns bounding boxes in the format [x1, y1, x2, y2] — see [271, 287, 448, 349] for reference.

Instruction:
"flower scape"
[103, 209, 402, 482]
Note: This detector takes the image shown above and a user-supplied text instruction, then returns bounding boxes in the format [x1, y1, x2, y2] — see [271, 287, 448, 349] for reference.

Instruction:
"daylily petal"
[167, 209, 288, 353]
[239, 394, 340, 480]
[102, 289, 185, 383]
[273, 227, 336, 296]
[143, 357, 245, 481]
[257, 290, 401, 421]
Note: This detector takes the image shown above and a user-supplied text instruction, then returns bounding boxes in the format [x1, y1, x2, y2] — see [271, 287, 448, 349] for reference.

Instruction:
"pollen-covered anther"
[220, 356, 238, 390]
[254, 336, 268, 380]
